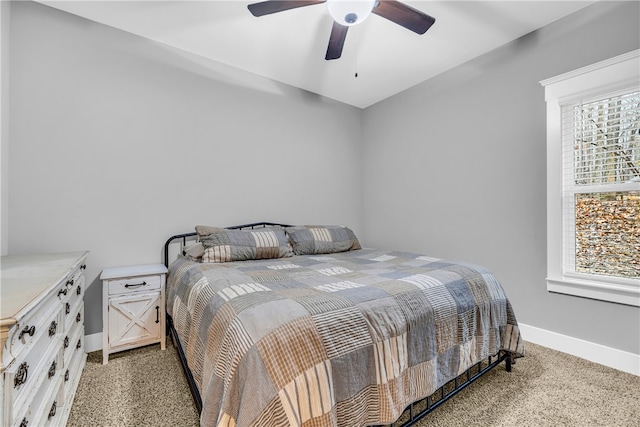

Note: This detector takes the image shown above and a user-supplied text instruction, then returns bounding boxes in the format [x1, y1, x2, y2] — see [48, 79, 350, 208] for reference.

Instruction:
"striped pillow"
[196, 226, 293, 263]
[285, 225, 361, 255]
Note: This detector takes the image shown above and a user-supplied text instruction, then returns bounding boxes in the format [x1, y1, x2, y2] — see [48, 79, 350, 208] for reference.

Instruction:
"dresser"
[1, 251, 89, 427]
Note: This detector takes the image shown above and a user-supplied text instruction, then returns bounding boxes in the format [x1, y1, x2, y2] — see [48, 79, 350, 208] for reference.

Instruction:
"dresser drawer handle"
[14, 362, 29, 388]
[77, 285, 82, 295]
[76, 339, 82, 349]
[64, 336, 70, 348]
[19, 325, 35, 340]
[48, 360, 57, 379]
[48, 320, 57, 337]
[57, 288, 68, 297]
[76, 313, 82, 323]
[124, 281, 147, 289]
[81, 264, 87, 270]
[48, 401, 57, 420]
[66, 302, 71, 315]
[19, 418, 28, 427]
[65, 369, 70, 382]
[66, 278, 74, 287]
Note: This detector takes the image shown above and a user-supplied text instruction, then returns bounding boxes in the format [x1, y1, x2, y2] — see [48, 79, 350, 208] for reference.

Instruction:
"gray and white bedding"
[167, 247, 524, 427]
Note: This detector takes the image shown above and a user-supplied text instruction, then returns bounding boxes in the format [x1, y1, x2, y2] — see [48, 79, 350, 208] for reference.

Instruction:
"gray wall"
[1, 0, 9, 256]
[7, 1, 362, 335]
[362, 1, 640, 354]
[5, 1, 639, 355]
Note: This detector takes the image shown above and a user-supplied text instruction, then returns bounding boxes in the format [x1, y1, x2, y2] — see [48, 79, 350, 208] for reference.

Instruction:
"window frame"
[541, 50, 640, 307]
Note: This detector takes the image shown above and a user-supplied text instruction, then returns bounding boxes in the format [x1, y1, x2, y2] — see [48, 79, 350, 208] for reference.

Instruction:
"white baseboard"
[84, 332, 102, 353]
[84, 327, 639, 376]
[519, 323, 639, 376]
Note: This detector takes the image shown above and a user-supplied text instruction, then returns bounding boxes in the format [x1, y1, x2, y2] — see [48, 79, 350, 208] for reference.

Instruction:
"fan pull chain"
[354, 27, 359, 78]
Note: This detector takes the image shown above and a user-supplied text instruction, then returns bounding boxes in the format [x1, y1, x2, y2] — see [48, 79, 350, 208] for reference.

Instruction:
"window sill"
[547, 277, 640, 307]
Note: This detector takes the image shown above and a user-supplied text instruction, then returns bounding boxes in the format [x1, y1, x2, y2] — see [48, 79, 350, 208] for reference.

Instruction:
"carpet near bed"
[67, 340, 639, 427]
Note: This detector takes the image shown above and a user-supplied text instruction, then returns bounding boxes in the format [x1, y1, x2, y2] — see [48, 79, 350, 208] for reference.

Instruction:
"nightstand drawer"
[107, 274, 161, 295]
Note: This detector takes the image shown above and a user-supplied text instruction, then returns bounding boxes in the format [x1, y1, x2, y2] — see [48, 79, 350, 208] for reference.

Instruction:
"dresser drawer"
[8, 293, 61, 364]
[61, 272, 85, 316]
[63, 310, 84, 368]
[7, 305, 62, 409]
[62, 334, 87, 406]
[54, 265, 83, 304]
[22, 349, 64, 427]
[24, 369, 65, 427]
[64, 293, 84, 332]
[13, 373, 64, 427]
[8, 336, 63, 425]
[107, 274, 162, 295]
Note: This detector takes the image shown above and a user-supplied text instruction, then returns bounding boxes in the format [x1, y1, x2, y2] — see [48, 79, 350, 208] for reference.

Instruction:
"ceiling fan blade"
[325, 21, 349, 60]
[247, 0, 326, 17]
[372, 0, 435, 34]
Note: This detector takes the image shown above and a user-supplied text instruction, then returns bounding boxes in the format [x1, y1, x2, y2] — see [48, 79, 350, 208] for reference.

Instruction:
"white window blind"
[561, 89, 640, 280]
[541, 49, 640, 306]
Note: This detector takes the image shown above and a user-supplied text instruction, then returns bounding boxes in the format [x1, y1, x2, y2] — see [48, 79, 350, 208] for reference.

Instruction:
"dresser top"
[1, 251, 89, 323]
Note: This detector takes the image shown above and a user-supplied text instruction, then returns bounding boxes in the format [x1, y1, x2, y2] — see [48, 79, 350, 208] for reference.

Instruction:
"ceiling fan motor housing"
[327, 0, 376, 26]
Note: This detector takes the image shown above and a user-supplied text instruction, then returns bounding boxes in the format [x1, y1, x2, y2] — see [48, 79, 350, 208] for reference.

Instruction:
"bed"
[164, 223, 524, 427]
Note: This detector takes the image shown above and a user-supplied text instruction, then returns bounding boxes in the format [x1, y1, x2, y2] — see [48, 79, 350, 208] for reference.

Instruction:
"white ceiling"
[37, 0, 596, 108]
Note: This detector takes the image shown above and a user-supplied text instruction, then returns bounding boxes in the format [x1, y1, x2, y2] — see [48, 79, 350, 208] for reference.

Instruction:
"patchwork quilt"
[167, 249, 524, 427]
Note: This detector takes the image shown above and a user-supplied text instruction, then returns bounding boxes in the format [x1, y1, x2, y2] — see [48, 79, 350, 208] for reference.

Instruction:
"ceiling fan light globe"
[327, 0, 376, 26]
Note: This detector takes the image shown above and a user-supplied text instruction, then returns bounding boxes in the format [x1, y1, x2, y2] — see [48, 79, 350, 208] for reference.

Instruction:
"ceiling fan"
[247, 0, 436, 60]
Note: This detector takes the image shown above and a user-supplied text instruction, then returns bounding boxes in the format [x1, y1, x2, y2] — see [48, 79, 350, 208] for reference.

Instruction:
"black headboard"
[163, 222, 292, 267]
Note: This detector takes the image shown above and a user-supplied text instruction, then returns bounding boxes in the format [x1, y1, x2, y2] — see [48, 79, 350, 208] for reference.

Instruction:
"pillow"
[195, 226, 293, 263]
[285, 225, 361, 255]
[183, 243, 204, 261]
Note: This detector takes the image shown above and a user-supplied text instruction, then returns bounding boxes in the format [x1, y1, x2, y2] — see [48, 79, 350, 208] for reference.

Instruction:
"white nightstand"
[100, 264, 167, 364]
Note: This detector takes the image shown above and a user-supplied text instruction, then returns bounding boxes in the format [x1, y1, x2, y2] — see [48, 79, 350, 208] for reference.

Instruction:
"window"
[541, 50, 640, 306]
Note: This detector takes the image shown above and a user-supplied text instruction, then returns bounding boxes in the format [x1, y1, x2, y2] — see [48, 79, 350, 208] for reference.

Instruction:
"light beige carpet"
[68, 341, 639, 427]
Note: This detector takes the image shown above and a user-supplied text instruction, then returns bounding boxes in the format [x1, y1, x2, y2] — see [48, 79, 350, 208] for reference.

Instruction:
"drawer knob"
[14, 362, 29, 388]
[57, 288, 68, 297]
[66, 302, 71, 315]
[77, 285, 82, 296]
[124, 281, 147, 289]
[66, 278, 74, 287]
[19, 325, 35, 340]
[76, 339, 82, 349]
[48, 401, 57, 420]
[65, 369, 70, 382]
[48, 320, 57, 337]
[76, 313, 82, 323]
[80, 264, 87, 270]
[20, 418, 28, 427]
[64, 336, 70, 348]
[48, 360, 57, 379]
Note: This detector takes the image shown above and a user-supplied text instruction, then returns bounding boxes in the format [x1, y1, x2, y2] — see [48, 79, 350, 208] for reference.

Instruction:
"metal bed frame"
[163, 222, 515, 427]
